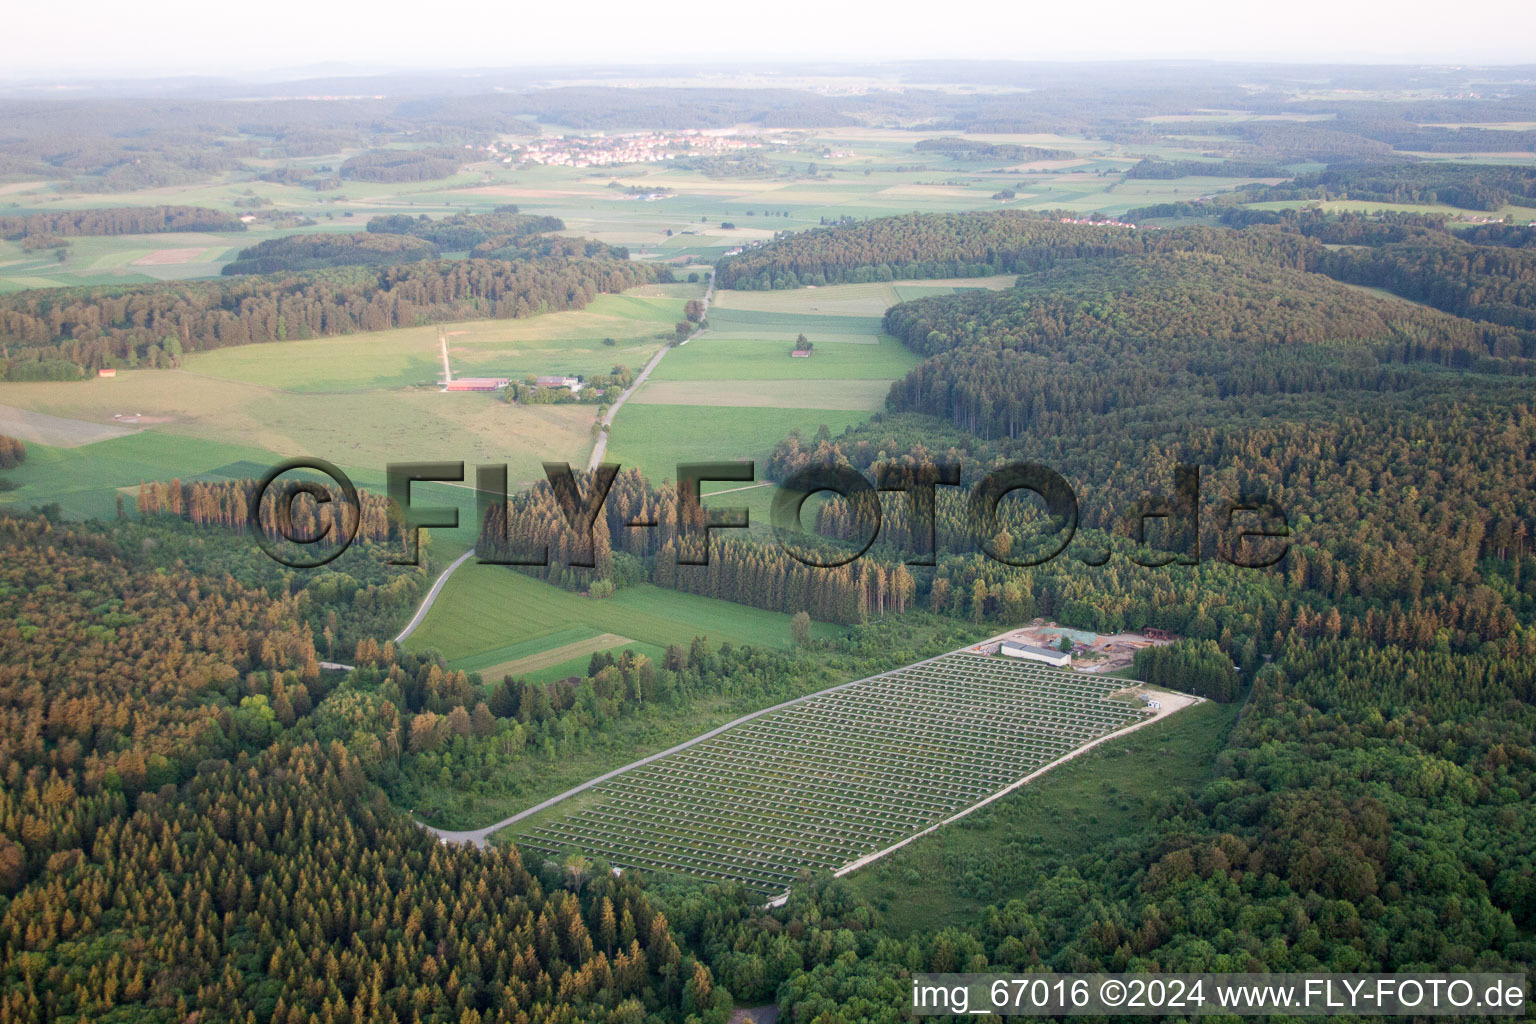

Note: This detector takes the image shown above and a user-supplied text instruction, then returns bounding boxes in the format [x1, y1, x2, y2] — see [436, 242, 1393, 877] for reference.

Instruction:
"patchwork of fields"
[188, 289, 693, 392]
[605, 277, 1007, 485]
[5, 120, 1529, 294]
[504, 651, 1174, 896]
[0, 124, 1257, 293]
[0, 283, 698, 525]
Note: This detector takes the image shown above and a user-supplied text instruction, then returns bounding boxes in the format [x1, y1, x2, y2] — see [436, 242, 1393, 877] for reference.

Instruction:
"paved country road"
[586, 268, 714, 472]
[393, 548, 476, 644]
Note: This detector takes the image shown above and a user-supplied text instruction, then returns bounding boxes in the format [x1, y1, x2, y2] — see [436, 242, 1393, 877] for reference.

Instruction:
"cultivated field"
[0, 403, 138, 447]
[0, 430, 279, 520]
[0, 373, 598, 512]
[605, 277, 996, 485]
[7, 124, 1525, 292]
[604, 405, 872, 485]
[629, 379, 893, 410]
[649, 335, 920, 380]
[503, 651, 1186, 896]
[708, 276, 1016, 317]
[474, 631, 638, 677]
[404, 563, 841, 668]
[0, 230, 247, 293]
[186, 290, 690, 392]
[0, 282, 700, 524]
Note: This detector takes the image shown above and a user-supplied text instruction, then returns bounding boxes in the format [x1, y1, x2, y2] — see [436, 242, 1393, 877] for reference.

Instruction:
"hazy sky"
[8, 0, 1536, 79]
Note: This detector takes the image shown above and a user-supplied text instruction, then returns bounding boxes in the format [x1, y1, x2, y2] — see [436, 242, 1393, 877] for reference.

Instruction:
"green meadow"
[603, 404, 873, 485]
[513, 640, 669, 685]
[0, 432, 281, 520]
[628, 378, 892, 410]
[185, 288, 692, 392]
[603, 277, 996, 487]
[0, 279, 707, 529]
[651, 334, 921, 380]
[0, 373, 601, 492]
[846, 696, 1241, 933]
[404, 564, 841, 663]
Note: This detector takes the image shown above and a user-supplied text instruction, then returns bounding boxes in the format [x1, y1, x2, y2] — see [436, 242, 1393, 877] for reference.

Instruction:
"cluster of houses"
[721, 238, 768, 258]
[1058, 216, 1140, 229]
[504, 130, 764, 169]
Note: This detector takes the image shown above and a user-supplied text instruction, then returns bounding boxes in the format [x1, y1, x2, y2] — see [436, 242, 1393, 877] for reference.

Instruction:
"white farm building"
[998, 641, 1072, 667]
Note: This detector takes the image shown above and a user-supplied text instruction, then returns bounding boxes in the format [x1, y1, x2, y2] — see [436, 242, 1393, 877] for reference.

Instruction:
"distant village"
[1058, 216, 1140, 229]
[487, 130, 771, 170]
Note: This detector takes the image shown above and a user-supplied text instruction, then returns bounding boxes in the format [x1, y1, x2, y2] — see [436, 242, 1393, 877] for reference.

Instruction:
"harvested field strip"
[449, 627, 601, 674]
[476, 633, 635, 679]
[0, 404, 138, 448]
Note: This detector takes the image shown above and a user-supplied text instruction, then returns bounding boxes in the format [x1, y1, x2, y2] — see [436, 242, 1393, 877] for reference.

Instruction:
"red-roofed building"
[444, 377, 509, 392]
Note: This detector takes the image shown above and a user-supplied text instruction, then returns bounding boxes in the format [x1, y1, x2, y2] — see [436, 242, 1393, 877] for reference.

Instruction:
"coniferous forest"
[0, 244, 660, 380]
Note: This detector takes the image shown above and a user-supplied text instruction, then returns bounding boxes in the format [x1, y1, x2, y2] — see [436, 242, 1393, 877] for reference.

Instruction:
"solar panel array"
[509, 652, 1148, 896]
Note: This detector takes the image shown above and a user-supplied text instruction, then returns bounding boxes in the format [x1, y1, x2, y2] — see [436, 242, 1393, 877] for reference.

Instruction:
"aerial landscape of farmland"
[2, 16, 1535, 1022]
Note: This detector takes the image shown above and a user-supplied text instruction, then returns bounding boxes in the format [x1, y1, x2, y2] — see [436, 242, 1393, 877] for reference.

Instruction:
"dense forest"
[21, 386, 1536, 1023]
[692, 207, 1536, 1016]
[0, 132, 254, 191]
[1240, 161, 1536, 211]
[222, 209, 580, 275]
[711, 212, 1314, 289]
[912, 138, 1075, 162]
[0, 205, 246, 240]
[0, 515, 726, 1024]
[0, 241, 660, 378]
[1310, 241, 1536, 330]
[1132, 638, 1241, 701]
[744, 212, 1536, 649]
[221, 233, 442, 275]
[339, 147, 464, 183]
[366, 207, 566, 250]
[1124, 158, 1289, 179]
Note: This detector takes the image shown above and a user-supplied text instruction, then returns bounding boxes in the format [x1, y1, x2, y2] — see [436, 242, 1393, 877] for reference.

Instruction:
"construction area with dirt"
[970, 619, 1175, 673]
